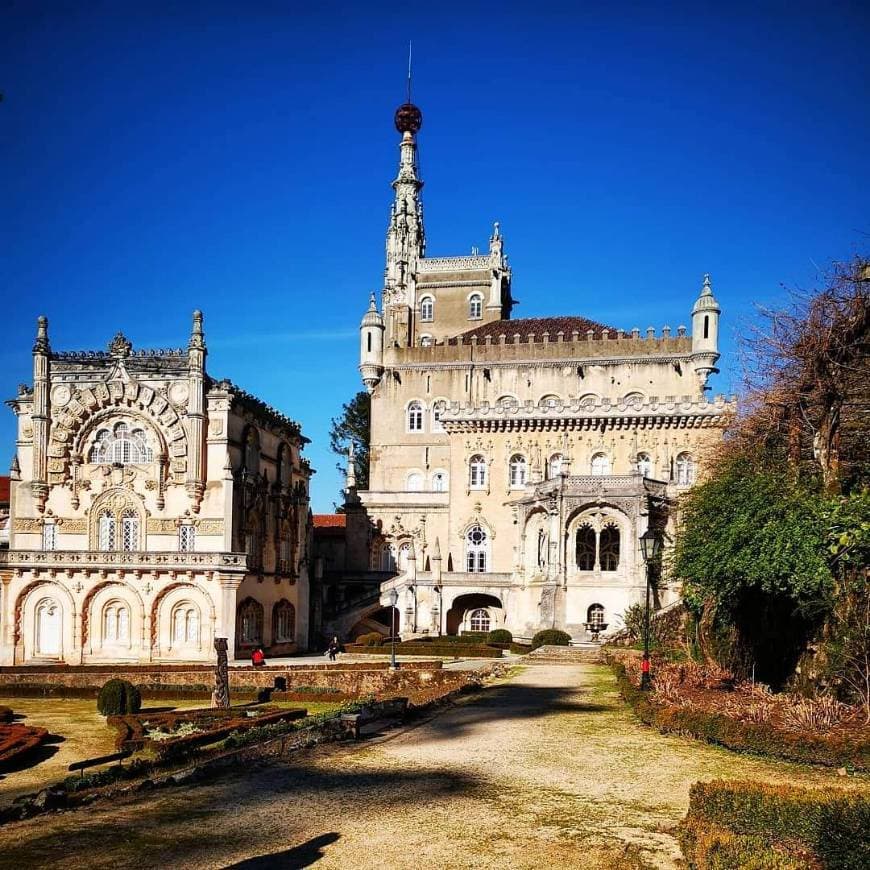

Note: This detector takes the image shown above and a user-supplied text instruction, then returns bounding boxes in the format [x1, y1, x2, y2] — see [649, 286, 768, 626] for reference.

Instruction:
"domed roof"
[394, 102, 422, 134]
[692, 274, 721, 314]
[360, 293, 384, 328]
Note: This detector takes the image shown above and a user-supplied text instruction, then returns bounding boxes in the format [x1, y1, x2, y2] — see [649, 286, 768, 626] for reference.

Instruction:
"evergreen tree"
[328, 391, 371, 505]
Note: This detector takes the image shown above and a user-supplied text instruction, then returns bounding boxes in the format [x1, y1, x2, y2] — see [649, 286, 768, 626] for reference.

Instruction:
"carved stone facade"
[341, 99, 734, 641]
[1, 314, 312, 664]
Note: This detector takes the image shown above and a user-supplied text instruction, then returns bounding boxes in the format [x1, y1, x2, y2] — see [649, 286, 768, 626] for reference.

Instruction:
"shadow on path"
[223, 832, 340, 869]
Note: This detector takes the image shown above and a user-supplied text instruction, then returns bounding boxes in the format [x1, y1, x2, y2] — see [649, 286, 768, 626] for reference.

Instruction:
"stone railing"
[532, 474, 668, 498]
[0, 549, 249, 575]
[417, 255, 491, 273]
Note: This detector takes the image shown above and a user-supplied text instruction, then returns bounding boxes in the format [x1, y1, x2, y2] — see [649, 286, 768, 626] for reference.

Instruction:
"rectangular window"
[42, 523, 57, 551]
[99, 515, 116, 552]
[179, 524, 196, 553]
[121, 516, 138, 552]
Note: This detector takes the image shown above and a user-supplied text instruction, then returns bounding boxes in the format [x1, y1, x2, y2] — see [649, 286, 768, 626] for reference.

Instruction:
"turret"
[690, 274, 721, 390]
[31, 315, 51, 512]
[359, 293, 385, 392]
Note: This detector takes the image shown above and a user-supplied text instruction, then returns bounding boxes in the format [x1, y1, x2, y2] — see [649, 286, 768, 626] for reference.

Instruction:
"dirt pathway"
[0, 664, 858, 870]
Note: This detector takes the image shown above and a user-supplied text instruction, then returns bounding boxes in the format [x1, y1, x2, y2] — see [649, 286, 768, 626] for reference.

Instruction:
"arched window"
[98, 512, 116, 552]
[432, 400, 446, 433]
[636, 452, 652, 477]
[469, 454, 487, 489]
[590, 453, 611, 476]
[465, 524, 488, 573]
[178, 524, 196, 552]
[376, 542, 395, 572]
[273, 601, 295, 643]
[432, 471, 447, 492]
[420, 296, 434, 322]
[420, 334, 433, 347]
[172, 602, 200, 646]
[600, 524, 620, 571]
[237, 599, 264, 646]
[397, 541, 413, 573]
[243, 427, 260, 476]
[509, 454, 527, 488]
[469, 608, 491, 632]
[277, 443, 293, 489]
[245, 518, 262, 570]
[89, 423, 153, 464]
[42, 523, 57, 552]
[676, 452, 696, 485]
[103, 601, 130, 644]
[587, 603, 605, 628]
[406, 472, 423, 492]
[407, 401, 424, 432]
[468, 293, 483, 319]
[35, 598, 62, 657]
[576, 525, 596, 571]
[548, 454, 565, 479]
[121, 509, 139, 552]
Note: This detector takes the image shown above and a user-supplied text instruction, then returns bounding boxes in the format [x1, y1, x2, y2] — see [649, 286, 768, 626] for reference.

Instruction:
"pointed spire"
[33, 316, 50, 354]
[431, 536, 441, 561]
[702, 273, 713, 296]
[189, 309, 206, 350]
[223, 452, 233, 480]
[10, 454, 20, 480]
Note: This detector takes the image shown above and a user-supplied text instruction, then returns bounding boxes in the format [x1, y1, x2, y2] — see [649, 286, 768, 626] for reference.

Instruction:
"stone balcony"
[530, 472, 668, 499]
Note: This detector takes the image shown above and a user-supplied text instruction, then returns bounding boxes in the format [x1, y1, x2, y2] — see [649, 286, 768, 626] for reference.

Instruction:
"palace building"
[332, 98, 734, 642]
[0, 313, 312, 664]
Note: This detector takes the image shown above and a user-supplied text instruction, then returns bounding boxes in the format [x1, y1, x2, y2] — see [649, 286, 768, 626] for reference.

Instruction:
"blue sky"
[2, 1, 868, 511]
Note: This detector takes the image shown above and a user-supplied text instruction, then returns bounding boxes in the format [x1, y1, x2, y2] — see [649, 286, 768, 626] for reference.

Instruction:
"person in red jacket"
[251, 646, 266, 668]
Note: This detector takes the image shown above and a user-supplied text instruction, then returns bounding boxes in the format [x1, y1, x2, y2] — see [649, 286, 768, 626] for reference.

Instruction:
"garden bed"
[343, 642, 502, 658]
[0, 723, 49, 769]
[610, 654, 870, 770]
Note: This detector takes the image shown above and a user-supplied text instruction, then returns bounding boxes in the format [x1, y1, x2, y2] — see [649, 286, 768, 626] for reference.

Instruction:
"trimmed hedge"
[680, 820, 818, 869]
[487, 629, 513, 644]
[531, 629, 571, 649]
[509, 642, 533, 655]
[680, 780, 870, 869]
[612, 662, 870, 770]
[344, 642, 502, 658]
[97, 679, 141, 716]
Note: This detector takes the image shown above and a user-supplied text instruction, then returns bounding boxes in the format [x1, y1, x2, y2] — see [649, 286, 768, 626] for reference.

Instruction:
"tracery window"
[397, 541, 412, 573]
[468, 293, 483, 319]
[237, 599, 264, 646]
[407, 401, 424, 432]
[548, 453, 565, 479]
[98, 512, 116, 552]
[42, 523, 57, 552]
[121, 510, 139, 552]
[590, 453, 611, 476]
[178, 524, 196, 553]
[575, 525, 596, 571]
[469, 455, 487, 489]
[636, 452, 652, 477]
[599, 524, 620, 571]
[172, 603, 200, 646]
[89, 422, 153, 464]
[420, 296, 434, 322]
[465, 524, 488, 573]
[103, 602, 130, 644]
[273, 600, 295, 643]
[509, 454, 527, 488]
[676, 452, 696, 485]
[469, 608, 491, 632]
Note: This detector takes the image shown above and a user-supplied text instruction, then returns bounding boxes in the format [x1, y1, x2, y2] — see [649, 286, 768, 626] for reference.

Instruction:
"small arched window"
[273, 601, 296, 643]
[676, 452, 696, 485]
[509, 454, 527, 488]
[406, 472, 423, 492]
[576, 525, 596, 571]
[432, 400, 446, 433]
[548, 454, 565, 479]
[600, 524, 620, 571]
[172, 603, 200, 646]
[35, 598, 62, 657]
[466, 524, 488, 573]
[590, 453, 611, 476]
[99, 512, 116, 552]
[587, 603, 605, 628]
[397, 541, 413, 572]
[103, 601, 130, 644]
[432, 471, 447, 492]
[636, 452, 652, 477]
[420, 296, 434, 322]
[407, 401, 424, 432]
[469, 608, 491, 632]
[237, 599, 264, 646]
[469, 454, 487, 489]
[121, 509, 139, 552]
[420, 334, 433, 347]
[468, 293, 483, 319]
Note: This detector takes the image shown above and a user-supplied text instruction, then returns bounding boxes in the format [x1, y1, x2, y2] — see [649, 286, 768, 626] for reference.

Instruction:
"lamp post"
[388, 587, 399, 671]
[639, 527, 662, 690]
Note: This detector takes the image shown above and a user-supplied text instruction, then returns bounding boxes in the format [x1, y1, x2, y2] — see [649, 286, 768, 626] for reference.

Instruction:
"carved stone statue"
[211, 637, 230, 709]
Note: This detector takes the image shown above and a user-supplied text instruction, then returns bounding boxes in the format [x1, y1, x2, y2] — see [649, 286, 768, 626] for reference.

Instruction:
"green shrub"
[510, 642, 533, 655]
[531, 629, 572, 649]
[681, 780, 870, 870]
[355, 632, 383, 647]
[487, 629, 513, 644]
[97, 679, 141, 716]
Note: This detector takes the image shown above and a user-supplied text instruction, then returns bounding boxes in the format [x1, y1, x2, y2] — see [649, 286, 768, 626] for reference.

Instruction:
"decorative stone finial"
[431, 536, 441, 560]
[108, 331, 132, 358]
[33, 315, 50, 354]
[346, 442, 357, 491]
[189, 309, 206, 350]
[702, 274, 713, 295]
[10, 454, 21, 480]
[394, 102, 422, 134]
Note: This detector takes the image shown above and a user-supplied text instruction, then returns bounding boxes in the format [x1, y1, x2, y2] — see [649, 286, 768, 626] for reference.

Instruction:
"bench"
[68, 749, 133, 777]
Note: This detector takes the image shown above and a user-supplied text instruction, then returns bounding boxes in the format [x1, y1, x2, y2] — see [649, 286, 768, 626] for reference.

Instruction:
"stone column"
[31, 317, 51, 513]
[217, 574, 242, 660]
[186, 311, 207, 513]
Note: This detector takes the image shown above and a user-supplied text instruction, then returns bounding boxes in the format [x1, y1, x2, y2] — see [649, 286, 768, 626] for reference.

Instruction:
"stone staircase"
[523, 644, 604, 665]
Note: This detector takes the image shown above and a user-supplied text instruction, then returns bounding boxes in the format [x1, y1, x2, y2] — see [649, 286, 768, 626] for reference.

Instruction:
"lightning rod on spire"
[407, 40, 412, 103]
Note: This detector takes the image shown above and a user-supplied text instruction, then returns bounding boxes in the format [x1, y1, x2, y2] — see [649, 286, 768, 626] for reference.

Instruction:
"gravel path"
[0, 663, 855, 870]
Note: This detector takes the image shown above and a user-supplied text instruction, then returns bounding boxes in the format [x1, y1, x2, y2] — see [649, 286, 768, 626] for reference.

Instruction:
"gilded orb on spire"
[394, 102, 422, 135]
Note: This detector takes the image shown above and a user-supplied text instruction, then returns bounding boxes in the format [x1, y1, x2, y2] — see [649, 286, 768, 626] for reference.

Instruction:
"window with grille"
[178, 524, 196, 552]
[466, 524, 488, 573]
[468, 294, 483, 319]
[576, 525, 596, 571]
[407, 401, 424, 432]
[274, 601, 295, 642]
[599, 525, 620, 571]
[99, 513, 116, 552]
[42, 523, 57, 551]
[121, 511, 138, 552]
[587, 604, 605, 627]
[509, 454, 527, 488]
[469, 608, 491, 632]
[89, 423, 153, 464]
[469, 455, 487, 489]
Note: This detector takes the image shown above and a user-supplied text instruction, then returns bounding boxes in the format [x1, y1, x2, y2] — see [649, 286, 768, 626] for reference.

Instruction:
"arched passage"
[445, 593, 503, 636]
[349, 605, 399, 640]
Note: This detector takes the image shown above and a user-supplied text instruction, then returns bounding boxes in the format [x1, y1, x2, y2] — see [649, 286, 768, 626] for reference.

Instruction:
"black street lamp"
[639, 527, 663, 690]
[388, 588, 399, 671]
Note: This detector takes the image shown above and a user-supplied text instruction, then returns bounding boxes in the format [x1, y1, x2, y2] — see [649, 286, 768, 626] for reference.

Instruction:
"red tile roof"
[0, 476, 9, 504]
[452, 315, 616, 344]
[313, 514, 346, 529]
